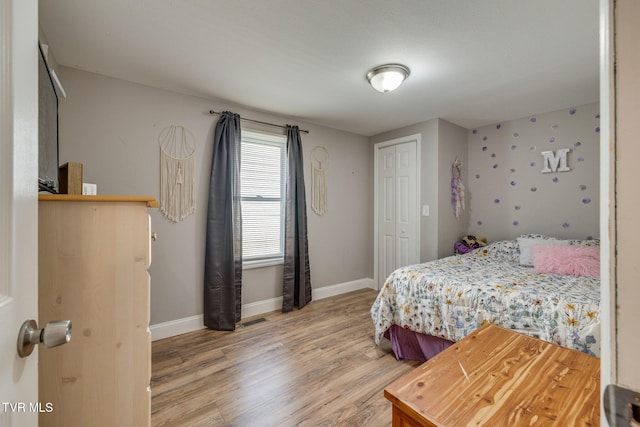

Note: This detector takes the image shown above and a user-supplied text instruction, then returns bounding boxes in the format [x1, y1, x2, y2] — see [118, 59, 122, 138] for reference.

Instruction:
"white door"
[0, 1, 39, 426]
[601, 0, 640, 424]
[375, 137, 419, 288]
[378, 144, 397, 285]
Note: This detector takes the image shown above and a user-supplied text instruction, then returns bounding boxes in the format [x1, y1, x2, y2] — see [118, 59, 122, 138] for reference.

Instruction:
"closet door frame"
[373, 134, 421, 290]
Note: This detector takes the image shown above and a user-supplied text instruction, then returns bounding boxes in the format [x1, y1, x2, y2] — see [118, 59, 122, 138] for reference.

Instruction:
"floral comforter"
[371, 239, 601, 356]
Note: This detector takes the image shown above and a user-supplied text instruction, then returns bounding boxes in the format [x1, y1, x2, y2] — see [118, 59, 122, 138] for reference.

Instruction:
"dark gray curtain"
[283, 125, 312, 312]
[204, 111, 242, 330]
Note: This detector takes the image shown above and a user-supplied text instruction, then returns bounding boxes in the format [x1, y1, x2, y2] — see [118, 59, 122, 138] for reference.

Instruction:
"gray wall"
[55, 65, 599, 328]
[437, 119, 470, 258]
[466, 102, 599, 241]
[57, 67, 372, 325]
[369, 104, 599, 263]
[370, 118, 469, 262]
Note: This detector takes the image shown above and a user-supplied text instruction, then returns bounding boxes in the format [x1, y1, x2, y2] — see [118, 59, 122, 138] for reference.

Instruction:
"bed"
[371, 235, 601, 361]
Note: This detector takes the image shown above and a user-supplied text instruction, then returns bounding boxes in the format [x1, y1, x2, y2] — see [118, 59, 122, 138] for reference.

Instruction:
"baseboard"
[241, 296, 282, 319]
[149, 314, 204, 342]
[312, 277, 376, 299]
[149, 277, 375, 341]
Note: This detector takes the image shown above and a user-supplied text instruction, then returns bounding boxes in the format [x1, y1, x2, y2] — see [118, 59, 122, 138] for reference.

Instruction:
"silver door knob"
[17, 319, 72, 358]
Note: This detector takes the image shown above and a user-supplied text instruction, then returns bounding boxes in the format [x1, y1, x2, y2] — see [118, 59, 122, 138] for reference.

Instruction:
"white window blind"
[240, 131, 286, 264]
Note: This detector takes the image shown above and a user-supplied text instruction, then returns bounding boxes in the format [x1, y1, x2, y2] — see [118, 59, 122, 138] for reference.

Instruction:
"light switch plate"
[422, 205, 430, 216]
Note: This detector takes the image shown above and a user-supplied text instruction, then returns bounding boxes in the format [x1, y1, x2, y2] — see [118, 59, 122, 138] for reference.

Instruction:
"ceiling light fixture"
[366, 64, 410, 93]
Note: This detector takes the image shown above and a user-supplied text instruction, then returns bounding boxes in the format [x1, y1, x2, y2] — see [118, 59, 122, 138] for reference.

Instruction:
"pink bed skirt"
[384, 325, 454, 362]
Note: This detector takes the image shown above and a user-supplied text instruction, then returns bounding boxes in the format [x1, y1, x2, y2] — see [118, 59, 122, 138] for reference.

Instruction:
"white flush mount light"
[366, 64, 410, 93]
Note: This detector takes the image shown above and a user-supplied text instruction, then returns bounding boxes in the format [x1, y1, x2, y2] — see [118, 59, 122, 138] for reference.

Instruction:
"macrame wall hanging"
[311, 146, 329, 215]
[159, 125, 197, 222]
[451, 158, 465, 218]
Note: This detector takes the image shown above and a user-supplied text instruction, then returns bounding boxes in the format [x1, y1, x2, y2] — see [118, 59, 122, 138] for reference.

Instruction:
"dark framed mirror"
[38, 42, 59, 193]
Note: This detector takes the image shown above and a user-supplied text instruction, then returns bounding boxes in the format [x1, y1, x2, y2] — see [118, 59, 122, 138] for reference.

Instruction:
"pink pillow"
[532, 244, 600, 277]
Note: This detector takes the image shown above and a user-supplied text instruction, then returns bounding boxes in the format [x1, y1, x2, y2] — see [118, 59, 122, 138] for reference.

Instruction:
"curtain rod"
[208, 110, 309, 134]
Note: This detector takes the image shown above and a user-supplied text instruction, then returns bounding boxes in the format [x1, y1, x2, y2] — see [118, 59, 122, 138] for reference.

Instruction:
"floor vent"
[241, 317, 267, 328]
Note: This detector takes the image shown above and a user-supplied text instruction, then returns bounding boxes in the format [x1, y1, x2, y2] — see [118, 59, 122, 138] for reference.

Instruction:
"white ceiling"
[38, 0, 600, 136]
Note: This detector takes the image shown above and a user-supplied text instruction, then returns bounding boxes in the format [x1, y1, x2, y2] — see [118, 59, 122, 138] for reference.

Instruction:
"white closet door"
[394, 141, 418, 269]
[377, 140, 418, 287]
[378, 145, 396, 285]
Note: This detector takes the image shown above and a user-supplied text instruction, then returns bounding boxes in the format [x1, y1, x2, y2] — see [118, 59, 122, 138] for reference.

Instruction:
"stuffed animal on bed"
[454, 235, 487, 254]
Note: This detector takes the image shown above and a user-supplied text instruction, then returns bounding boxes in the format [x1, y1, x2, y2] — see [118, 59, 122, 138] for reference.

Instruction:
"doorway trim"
[599, 0, 613, 401]
[373, 134, 421, 290]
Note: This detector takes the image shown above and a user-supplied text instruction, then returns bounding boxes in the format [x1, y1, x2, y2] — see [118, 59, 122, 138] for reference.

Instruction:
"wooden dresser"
[384, 324, 600, 426]
[38, 195, 158, 427]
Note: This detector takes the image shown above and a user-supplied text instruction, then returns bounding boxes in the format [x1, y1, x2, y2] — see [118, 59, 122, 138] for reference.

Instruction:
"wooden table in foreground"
[384, 324, 600, 426]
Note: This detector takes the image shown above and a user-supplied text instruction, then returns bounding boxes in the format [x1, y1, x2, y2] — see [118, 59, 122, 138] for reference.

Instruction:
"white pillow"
[517, 237, 570, 266]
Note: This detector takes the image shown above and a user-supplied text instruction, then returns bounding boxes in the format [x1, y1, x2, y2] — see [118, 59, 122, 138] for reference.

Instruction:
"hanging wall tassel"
[311, 146, 329, 215]
[159, 125, 197, 222]
[451, 158, 465, 219]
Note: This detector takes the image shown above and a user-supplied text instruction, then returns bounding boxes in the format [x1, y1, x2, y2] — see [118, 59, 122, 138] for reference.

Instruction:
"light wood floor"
[151, 288, 420, 426]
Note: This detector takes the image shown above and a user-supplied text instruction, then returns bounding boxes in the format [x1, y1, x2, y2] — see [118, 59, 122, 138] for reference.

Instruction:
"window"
[240, 130, 286, 268]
